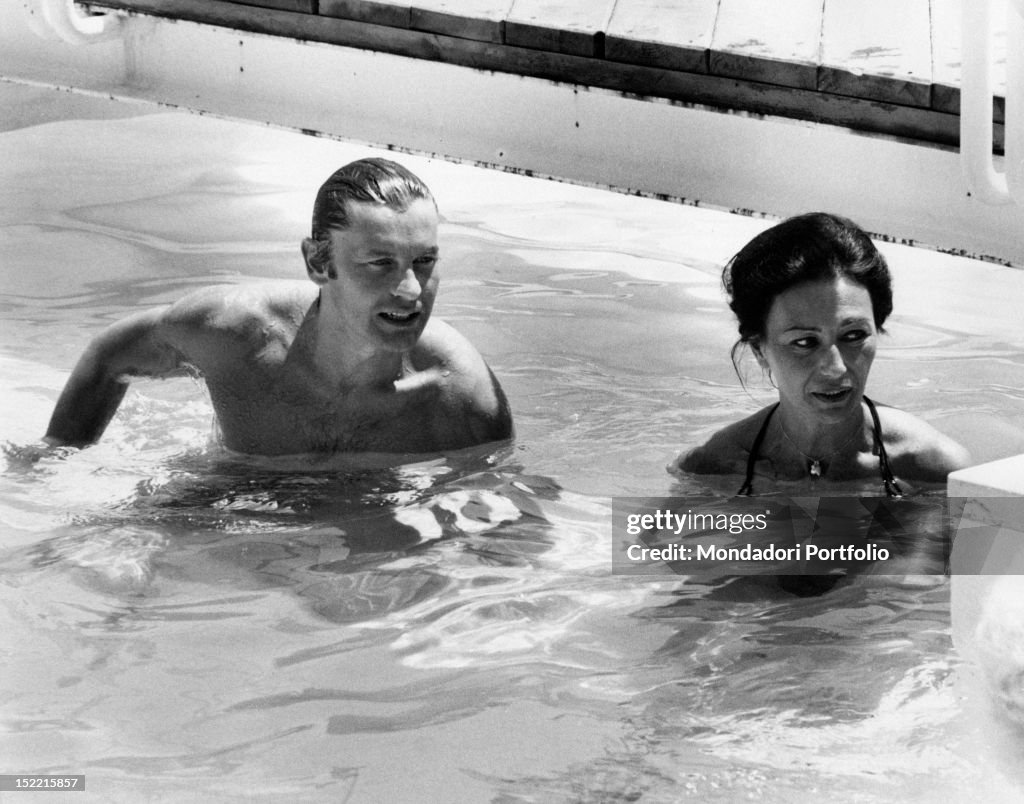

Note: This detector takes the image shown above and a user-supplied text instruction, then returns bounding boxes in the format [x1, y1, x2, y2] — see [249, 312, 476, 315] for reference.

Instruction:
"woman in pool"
[674, 212, 970, 496]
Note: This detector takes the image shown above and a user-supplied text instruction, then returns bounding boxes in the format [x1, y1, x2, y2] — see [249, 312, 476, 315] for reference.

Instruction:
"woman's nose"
[818, 345, 846, 377]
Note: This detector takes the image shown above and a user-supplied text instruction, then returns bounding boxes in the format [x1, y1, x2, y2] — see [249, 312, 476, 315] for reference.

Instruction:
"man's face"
[320, 199, 440, 353]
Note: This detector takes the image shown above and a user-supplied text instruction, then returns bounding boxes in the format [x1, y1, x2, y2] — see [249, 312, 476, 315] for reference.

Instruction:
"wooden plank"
[819, 0, 931, 107]
[931, 0, 1006, 121]
[409, 1, 514, 44]
[605, 0, 717, 74]
[930, 0, 961, 112]
[320, 0, 410, 28]
[709, 0, 822, 90]
[229, 0, 315, 12]
[931, 0, 966, 114]
[505, 0, 617, 58]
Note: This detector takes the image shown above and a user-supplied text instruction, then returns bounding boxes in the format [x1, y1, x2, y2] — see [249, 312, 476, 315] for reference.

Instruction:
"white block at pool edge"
[949, 455, 1024, 746]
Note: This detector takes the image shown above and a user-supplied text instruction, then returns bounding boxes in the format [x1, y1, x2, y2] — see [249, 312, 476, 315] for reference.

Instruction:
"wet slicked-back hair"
[310, 158, 435, 241]
[723, 212, 893, 378]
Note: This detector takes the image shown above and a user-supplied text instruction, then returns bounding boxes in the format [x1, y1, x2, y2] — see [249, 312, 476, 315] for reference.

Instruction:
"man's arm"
[44, 306, 191, 448]
[469, 365, 514, 444]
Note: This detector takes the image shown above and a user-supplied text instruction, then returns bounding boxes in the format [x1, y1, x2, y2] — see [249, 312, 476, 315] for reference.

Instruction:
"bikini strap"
[864, 396, 904, 498]
[738, 403, 779, 496]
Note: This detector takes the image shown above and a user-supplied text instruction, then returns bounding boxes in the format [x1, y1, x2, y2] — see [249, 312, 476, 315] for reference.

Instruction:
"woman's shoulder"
[672, 406, 776, 476]
[871, 400, 972, 481]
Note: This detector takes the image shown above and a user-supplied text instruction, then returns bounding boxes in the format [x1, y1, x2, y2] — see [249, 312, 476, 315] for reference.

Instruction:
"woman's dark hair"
[724, 212, 893, 374]
[310, 157, 435, 242]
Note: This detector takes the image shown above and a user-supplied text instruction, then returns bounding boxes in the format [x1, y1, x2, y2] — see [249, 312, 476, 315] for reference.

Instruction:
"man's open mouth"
[379, 310, 420, 325]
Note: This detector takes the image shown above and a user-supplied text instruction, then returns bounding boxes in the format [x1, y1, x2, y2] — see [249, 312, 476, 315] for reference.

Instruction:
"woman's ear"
[302, 237, 334, 284]
[750, 339, 768, 370]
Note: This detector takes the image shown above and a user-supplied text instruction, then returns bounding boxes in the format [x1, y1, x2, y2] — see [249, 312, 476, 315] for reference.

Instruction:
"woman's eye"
[792, 337, 817, 349]
[841, 329, 869, 342]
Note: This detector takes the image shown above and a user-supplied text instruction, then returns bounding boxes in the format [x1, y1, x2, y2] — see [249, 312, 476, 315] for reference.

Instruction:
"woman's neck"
[775, 400, 868, 476]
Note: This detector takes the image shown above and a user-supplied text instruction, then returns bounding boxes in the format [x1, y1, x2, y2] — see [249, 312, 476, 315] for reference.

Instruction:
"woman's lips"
[810, 387, 853, 404]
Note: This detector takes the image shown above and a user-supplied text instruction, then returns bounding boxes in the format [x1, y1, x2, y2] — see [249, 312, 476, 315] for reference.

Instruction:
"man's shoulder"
[157, 282, 315, 376]
[414, 319, 501, 399]
[415, 318, 486, 368]
[414, 319, 513, 442]
[164, 281, 313, 332]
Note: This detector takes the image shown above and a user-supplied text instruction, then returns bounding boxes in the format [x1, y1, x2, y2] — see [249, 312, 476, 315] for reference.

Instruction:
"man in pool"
[43, 158, 513, 456]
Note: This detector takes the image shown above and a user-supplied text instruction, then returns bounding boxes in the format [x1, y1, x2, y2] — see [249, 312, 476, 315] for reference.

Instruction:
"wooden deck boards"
[86, 0, 1009, 148]
[820, 0, 933, 107]
[710, 0, 823, 91]
[234, 0, 315, 12]
[931, 0, 965, 114]
[931, 0, 1007, 119]
[605, 0, 717, 74]
[504, 0, 617, 58]
[320, 0, 410, 27]
[409, 0, 513, 43]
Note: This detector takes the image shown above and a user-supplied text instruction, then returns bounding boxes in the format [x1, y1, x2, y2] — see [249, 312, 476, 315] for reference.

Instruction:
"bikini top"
[737, 395, 903, 498]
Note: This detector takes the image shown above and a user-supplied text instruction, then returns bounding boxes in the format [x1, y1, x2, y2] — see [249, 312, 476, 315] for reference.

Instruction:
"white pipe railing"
[22, 0, 121, 44]
[961, 0, 1024, 205]
[1007, 0, 1024, 200]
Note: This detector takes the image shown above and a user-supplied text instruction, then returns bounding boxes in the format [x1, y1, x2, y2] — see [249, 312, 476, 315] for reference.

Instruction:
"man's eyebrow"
[364, 245, 439, 255]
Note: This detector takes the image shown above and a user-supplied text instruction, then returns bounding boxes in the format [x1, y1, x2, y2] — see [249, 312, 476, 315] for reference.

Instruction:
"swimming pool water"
[3, 84, 1024, 802]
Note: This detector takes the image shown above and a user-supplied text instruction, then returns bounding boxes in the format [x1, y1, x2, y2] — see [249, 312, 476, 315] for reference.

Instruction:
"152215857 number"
[0, 775, 85, 791]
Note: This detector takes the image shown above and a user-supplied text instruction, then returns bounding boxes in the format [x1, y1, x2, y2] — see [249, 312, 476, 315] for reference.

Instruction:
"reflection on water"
[3, 94, 1024, 802]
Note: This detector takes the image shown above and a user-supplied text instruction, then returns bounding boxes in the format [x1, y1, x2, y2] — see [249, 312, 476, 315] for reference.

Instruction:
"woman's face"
[755, 276, 877, 424]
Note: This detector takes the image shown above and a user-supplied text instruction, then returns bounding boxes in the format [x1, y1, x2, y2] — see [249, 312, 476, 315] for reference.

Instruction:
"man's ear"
[302, 237, 334, 285]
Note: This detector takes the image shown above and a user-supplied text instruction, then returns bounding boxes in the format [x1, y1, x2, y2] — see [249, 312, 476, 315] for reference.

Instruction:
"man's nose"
[393, 267, 421, 301]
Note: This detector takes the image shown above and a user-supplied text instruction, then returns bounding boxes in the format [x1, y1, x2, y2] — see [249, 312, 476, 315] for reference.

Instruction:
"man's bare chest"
[204, 373, 449, 454]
